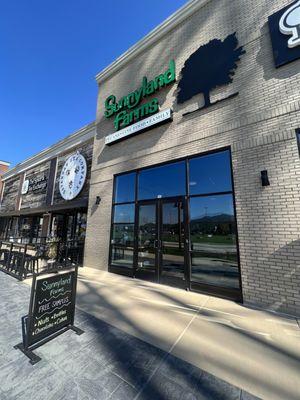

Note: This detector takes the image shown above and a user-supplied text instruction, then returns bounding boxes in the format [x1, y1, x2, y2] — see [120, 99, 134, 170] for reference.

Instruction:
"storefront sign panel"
[104, 60, 176, 131]
[27, 271, 76, 347]
[105, 108, 172, 145]
[269, 1, 300, 67]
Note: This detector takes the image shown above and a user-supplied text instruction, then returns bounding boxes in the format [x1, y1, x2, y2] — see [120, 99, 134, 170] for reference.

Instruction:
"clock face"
[59, 153, 87, 200]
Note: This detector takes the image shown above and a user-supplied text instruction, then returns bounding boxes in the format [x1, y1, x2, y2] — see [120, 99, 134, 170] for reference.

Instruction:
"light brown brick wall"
[85, 0, 300, 315]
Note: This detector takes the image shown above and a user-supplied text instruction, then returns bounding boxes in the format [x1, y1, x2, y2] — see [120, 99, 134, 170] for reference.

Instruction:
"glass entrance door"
[135, 197, 188, 288]
[136, 202, 158, 282]
[159, 199, 186, 288]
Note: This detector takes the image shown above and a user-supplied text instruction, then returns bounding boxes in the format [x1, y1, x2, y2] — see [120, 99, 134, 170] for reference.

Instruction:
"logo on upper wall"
[269, 1, 300, 67]
[104, 61, 176, 145]
[280, 0, 300, 48]
[177, 32, 245, 114]
[21, 180, 29, 195]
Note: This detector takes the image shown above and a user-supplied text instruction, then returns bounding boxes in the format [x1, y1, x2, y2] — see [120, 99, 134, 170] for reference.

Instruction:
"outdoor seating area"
[0, 238, 85, 280]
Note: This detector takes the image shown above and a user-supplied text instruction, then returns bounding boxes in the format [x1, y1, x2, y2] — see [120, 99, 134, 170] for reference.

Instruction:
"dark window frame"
[108, 147, 243, 301]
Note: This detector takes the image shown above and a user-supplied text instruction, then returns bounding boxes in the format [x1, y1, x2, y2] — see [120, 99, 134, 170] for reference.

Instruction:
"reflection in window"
[114, 204, 135, 223]
[111, 203, 135, 268]
[114, 173, 136, 203]
[161, 201, 185, 279]
[189, 151, 232, 195]
[138, 161, 186, 200]
[190, 195, 239, 289]
[0, 218, 9, 239]
[137, 204, 157, 272]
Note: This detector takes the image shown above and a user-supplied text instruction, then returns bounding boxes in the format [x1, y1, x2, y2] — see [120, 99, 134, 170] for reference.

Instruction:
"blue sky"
[0, 0, 187, 167]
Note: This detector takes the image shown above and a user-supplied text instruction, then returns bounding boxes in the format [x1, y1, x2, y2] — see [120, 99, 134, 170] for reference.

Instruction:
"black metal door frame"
[134, 199, 159, 282]
[134, 196, 189, 289]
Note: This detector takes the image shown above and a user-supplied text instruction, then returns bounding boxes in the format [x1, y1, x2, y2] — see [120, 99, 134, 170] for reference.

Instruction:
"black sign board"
[15, 267, 83, 364]
[30, 174, 48, 192]
[27, 271, 76, 346]
[268, 1, 300, 68]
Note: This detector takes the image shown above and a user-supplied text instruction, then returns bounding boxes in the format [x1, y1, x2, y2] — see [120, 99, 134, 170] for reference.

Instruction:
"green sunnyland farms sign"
[104, 60, 176, 130]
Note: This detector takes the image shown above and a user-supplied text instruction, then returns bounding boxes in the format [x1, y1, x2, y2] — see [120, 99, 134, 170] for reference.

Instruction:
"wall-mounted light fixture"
[261, 170, 270, 186]
[95, 196, 101, 205]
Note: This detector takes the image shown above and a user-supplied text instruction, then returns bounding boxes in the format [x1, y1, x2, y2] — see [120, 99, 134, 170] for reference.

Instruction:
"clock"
[59, 152, 87, 200]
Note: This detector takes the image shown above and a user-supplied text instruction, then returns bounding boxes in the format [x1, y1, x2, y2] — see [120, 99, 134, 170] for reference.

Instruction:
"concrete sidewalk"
[1, 271, 260, 400]
[76, 268, 300, 400]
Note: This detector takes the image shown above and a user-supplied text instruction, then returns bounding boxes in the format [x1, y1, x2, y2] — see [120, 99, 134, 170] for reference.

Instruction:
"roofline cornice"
[0, 161, 10, 167]
[95, 0, 210, 84]
[2, 121, 96, 181]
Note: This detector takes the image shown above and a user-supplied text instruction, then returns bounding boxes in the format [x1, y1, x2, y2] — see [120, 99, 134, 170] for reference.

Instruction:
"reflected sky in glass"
[114, 204, 135, 223]
[189, 151, 232, 195]
[114, 173, 136, 203]
[190, 195, 234, 220]
[138, 161, 186, 200]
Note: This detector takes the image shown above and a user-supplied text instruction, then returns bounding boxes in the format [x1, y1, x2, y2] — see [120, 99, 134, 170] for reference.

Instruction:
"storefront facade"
[84, 0, 300, 315]
[0, 123, 95, 246]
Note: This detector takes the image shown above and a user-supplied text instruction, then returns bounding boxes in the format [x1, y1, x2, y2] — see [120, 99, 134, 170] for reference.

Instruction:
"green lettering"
[114, 111, 127, 130]
[117, 96, 127, 111]
[127, 91, 139, 109]
[104, 61, 176, 126]
[104, 95, 117, 118]
[149, 98, 159, 113]
[154, 74, 165, 90]
[146, 80, 155, 95]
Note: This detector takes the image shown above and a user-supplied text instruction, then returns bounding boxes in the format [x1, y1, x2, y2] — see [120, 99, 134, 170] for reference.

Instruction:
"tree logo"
[279, 0, 300, 48]
[177, 32, 245, 112]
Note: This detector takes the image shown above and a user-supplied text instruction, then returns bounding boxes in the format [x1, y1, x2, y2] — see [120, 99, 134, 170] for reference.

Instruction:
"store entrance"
[50, 210, 87, 241]
[135, 197, 188, 289]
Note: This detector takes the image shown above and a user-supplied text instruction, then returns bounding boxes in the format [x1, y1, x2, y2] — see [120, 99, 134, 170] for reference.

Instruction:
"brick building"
[0, 124, 95, 245]
[0, 0, 299, 316]
[85, 0, 300, 316]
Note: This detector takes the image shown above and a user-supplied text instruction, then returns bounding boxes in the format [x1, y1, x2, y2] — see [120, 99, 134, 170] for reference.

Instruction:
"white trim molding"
[95, 0, 211, 84]
[0, 161, 10, 167]
[2, 121, 96, 181]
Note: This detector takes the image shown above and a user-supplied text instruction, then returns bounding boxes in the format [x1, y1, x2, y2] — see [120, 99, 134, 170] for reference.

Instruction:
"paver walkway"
[0, 271, 261, 400]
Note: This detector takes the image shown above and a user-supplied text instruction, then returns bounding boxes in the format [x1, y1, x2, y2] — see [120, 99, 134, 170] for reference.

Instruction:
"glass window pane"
[190, 195, 240, 290]
[111, 223, 134, 268]
[111, 224, 134, 247]
[161, 201, 185, 279]
[113, 204, 135, 223]
[111, 204, 135, 268]
[189, 150, 232, 195]
[138, 161, 186, 200]
[111, 245, 134, 268]
[114, 173, 136, 203]
[137, 204, 157, 272]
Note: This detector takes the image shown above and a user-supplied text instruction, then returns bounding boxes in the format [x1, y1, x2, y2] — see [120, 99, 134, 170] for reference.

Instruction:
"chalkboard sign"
[27, 270, 76, 346]
[15, 266, 83, 364]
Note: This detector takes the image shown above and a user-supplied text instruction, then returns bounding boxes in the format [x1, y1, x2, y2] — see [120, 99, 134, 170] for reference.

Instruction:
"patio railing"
[0, 238, 85, 280]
